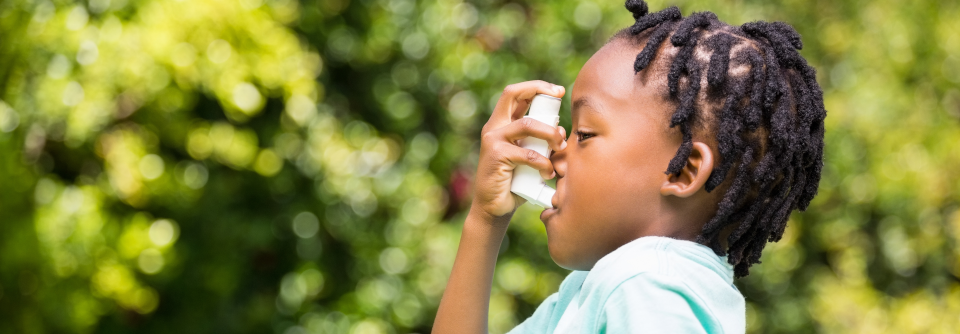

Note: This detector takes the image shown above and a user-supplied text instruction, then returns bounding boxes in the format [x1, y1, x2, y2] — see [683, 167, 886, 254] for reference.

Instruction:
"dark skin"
[433, 37, 727, 333]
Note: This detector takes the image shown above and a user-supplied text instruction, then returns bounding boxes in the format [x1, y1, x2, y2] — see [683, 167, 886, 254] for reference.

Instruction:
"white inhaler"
[510, 94, 561, 208]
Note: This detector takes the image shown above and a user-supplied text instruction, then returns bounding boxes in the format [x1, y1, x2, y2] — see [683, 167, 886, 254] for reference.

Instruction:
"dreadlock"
[615, 0, 826, 278]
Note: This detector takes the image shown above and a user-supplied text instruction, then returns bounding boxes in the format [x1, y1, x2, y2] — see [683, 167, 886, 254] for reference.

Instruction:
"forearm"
[432, 204, 512, 334]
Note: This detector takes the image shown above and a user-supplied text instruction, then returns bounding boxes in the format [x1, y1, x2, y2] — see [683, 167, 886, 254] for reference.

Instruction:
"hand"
[472, 80, 568, 221]
[435, 81, 567, 334]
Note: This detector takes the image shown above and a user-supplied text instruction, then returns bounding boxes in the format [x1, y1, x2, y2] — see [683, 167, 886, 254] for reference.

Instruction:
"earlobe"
[660, 142, 715, 198]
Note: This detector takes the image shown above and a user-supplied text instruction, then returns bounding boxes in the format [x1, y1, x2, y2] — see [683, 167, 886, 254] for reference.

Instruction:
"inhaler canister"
[509, 94, 561, 208]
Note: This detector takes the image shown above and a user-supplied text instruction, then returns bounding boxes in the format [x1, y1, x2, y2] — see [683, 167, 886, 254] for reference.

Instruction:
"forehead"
[575, 42, 639, 99]
[571, 38, 673, 120]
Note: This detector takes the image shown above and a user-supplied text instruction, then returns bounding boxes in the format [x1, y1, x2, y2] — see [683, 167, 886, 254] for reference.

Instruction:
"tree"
[1, 0, 958, 333]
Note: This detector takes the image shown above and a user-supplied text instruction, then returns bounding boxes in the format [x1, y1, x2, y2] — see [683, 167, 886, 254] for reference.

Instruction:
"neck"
[646, 196, 719, 245]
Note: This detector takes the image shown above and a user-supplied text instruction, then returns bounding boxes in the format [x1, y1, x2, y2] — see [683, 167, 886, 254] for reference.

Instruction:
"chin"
[547, 237, 592, 271]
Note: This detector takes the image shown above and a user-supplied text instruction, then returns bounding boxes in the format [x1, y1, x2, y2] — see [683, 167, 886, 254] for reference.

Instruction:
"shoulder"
[584, 236, 739, 292]
[595, 273, 740, 334]
[602, 272, 735, 314]
[577, 237, 746, 333]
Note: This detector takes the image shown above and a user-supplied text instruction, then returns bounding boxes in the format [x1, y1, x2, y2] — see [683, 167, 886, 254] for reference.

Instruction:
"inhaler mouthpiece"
[510, 94, 561, 209]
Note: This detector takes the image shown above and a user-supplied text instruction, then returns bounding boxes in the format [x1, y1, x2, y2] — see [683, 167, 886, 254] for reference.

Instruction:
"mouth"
[541, 180, 560, 223]
[540, 206, 557, 224]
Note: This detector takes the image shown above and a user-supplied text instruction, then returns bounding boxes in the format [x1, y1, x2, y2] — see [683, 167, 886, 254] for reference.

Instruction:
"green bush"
[1, 0, 958, 333]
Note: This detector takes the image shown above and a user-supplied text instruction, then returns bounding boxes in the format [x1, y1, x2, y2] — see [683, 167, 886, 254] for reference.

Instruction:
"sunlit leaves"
[3, 0, 960, 333]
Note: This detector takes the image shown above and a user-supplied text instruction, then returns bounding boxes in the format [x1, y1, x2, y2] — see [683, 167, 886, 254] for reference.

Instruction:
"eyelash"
[575, 130, 594, 142]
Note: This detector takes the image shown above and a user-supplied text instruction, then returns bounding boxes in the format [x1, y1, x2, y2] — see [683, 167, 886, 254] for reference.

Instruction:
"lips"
[540, 197, 559, 223]
[540, 207, 556, 223]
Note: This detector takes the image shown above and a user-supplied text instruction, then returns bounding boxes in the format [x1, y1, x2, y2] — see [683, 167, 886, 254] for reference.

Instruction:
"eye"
[575, 130, 595, 142]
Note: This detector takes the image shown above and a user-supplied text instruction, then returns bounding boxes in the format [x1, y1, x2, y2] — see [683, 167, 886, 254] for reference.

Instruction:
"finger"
[558, 126, 568, 150]
[507, 83, 565, 121]
[488, 81, 565, 129]
[548, 126, 567, 156]
[498, 117, 566, 152]
[499, 144, 556, 180]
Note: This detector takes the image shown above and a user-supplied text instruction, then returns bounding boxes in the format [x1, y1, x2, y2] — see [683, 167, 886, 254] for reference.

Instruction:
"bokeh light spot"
[452, 3, 478, 30]
[46, 54, 72, 79]
[76, 41, 99, 66]
[171, 43, 197, 68]
[379, 247, 409, 274]
[0, 101, 19, 132]
[149, 219, 179, 247]
[285, 94, 317, 126]
[206, 39, 232, 64]
[139, 154, 164, 180]
[66, 6, 88, 31]
[448, 90, 477, 121]
[254, 149, 283, 176]
[401, 32, 429, 60]
[180, 162, 208, 189]
[292, 211, 320, 238]
[232, 82, 263, 114]
[138, 249, 164, 274]
[62, 81, 84, 106]
[574, 2, 602, 30]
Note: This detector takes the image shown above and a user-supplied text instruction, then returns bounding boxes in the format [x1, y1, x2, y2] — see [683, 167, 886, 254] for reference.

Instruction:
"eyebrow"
[572, 96, 602, 116]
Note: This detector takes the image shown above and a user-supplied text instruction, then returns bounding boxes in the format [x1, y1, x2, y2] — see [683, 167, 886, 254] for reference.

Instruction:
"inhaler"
[510, 94, 561, 209]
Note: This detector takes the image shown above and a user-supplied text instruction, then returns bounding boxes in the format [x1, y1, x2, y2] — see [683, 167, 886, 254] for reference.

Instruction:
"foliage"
[0, 0, 958, 333]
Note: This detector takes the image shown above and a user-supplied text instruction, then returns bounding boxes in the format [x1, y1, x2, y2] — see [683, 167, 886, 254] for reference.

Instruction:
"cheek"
[563, 140, 669, 223]
[584, 143, 663, 194]
[561, 151, 644, 224]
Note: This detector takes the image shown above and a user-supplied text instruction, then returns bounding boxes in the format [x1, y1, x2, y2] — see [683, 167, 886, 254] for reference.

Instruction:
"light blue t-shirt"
[507, 235, 745, 334]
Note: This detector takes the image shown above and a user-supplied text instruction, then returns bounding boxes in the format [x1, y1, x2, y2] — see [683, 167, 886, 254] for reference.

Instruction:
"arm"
[432, 81, 567, 334]
[432, 206, 510, 333]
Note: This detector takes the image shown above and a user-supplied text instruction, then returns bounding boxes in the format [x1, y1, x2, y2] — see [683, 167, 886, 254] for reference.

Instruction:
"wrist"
[468, 200, 514, 230]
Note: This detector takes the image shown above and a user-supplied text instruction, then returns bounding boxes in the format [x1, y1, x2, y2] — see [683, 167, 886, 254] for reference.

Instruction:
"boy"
[433, 0, 826, 332]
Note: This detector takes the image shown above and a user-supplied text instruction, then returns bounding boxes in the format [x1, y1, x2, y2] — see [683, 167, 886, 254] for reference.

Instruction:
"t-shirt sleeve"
[506, 292, 559, 334]
[598, 274, 718, 334]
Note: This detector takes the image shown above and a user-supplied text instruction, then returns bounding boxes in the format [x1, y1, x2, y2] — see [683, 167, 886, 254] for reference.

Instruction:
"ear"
[660, 142, 715, 198]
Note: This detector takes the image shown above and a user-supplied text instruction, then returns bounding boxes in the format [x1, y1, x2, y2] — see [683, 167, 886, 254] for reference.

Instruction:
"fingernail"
[550, 171, 557, 179]
[560, 140, 567, 150]
[554, 85, 563, 93]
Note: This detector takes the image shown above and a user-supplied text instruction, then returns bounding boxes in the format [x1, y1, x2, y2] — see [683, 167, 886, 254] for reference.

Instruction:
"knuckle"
[502, 84, 518, 95]
[480, 122, 492, 134]
[518, 118, 535, 131]
[480, 130, 494, 143]
[481, 130, 501, 145]
[525, 149, 542, 164]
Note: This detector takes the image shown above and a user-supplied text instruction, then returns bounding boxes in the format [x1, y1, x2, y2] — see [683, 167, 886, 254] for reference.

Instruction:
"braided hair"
[614, 0, 826, 278]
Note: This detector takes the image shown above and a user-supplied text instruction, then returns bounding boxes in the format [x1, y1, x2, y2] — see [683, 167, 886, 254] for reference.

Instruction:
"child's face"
[541, 39, 688, 270]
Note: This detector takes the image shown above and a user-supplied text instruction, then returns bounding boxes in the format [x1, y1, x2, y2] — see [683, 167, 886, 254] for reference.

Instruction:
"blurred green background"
[1, 0, 959, 332]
